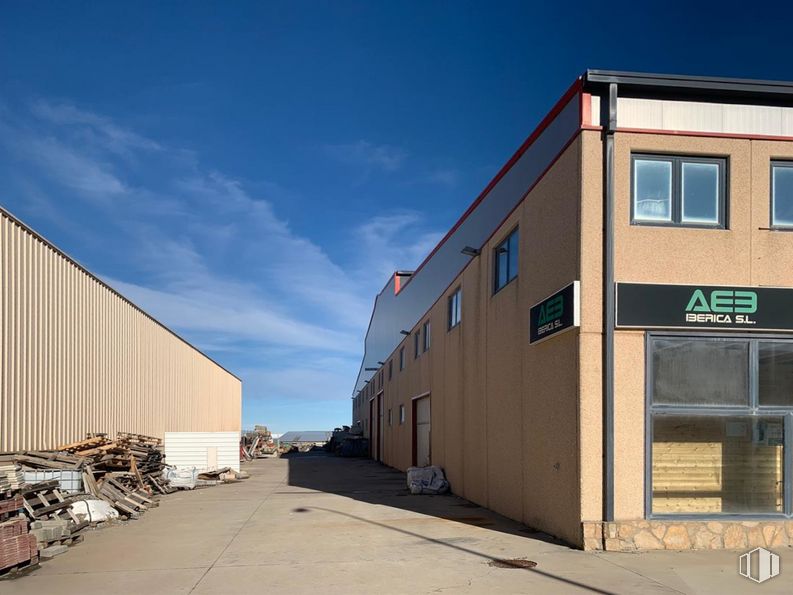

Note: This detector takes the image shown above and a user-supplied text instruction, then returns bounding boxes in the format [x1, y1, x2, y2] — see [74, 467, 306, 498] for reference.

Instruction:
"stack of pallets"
[0, 474, 37, 576]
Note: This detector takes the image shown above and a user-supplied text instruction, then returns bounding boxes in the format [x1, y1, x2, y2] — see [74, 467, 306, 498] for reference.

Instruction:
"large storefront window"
[649, 335, 792, 517]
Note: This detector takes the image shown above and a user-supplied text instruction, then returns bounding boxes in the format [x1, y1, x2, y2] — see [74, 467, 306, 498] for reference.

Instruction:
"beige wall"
[0, 209, 242, 452]
[584, 131, 793, 521]
[355, 121, 793, 546]
[357, 137, 585, 545]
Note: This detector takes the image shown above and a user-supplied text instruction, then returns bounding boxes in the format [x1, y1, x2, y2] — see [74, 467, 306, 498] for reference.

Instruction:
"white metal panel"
[617, 97, 793, 138]
[164, 431, 241, 472]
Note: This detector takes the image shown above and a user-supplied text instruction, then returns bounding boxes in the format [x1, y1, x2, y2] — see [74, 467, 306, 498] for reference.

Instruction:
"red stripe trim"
[375, 128, 584, 378]
[404, 77, 584, 282]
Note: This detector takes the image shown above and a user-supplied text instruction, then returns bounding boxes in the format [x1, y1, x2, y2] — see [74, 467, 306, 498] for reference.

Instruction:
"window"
[379, 370, 384, 389]
[448, 287, 462, 329]
[494, 228, 519, 292]
[422, 321, 431, 352]
[648, 335, 793, 517]
[388, 408, 392, 426]
[399, 347, 405, 370]
[632, 154, 726, 227]
[771, 161, 793, 227]
[388, 359, 393, 381]
[399, 404, 405, 424]
[414, 331, 420, 359]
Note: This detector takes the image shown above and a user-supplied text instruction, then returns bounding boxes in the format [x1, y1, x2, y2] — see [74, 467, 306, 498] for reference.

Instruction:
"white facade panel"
[617, 97, 793, 138]
[164, 431, 240, 472]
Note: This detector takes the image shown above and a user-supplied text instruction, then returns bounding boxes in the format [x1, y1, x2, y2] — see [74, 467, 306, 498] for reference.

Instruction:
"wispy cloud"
[323, 139, 407, 172]
[0, 98, 446, 429]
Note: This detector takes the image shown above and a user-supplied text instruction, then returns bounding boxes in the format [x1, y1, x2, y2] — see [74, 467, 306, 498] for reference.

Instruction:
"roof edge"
[0, 204, 242, 382]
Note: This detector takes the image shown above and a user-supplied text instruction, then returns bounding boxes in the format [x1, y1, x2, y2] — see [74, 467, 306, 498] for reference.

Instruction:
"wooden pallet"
[21, 481, 80, 525]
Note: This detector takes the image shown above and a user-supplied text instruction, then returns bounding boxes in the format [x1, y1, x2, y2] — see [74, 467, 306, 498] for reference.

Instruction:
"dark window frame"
[414, 330, 421, 359]
[645, 332, 793, 520]
[494, 227, 519, 294]
[399, 347, 405, 371]
[631, 153, 728, 229]
[422, 320, 431, 352]
[388, 359, 393, 381]
[448, 286, 462, 330]
[399, 404, 405, 425]
[771, 160, 793, 230]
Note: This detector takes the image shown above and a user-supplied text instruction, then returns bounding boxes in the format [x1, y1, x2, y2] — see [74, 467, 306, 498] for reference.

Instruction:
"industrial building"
[0, 207, 242, 452]
[353, 70, 793, 551]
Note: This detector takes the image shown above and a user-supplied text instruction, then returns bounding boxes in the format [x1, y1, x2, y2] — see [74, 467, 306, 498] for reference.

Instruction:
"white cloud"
[0, 98, 449, 422]
[323, 139, 407, 172]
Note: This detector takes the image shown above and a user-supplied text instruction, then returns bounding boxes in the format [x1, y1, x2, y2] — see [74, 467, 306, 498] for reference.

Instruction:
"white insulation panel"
[164, 431, 240, 472]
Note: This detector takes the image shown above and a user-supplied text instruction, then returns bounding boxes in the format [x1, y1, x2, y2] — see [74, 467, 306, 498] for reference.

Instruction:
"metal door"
[414, 396, 431, 467]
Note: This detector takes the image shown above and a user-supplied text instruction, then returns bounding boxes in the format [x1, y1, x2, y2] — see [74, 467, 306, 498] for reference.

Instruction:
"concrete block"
[39, 544, 68, 558]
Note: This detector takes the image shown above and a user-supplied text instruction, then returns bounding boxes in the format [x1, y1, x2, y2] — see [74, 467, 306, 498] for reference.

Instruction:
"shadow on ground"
[283, 450, 618, 595]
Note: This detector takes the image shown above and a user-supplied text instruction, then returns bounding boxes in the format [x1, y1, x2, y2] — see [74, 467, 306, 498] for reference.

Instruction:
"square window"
[759, 342, 793, 407]
[634, 159, 672, 221]
[651, 415, 784, 514]
[772, 162, 793, 227]
[494, 228, 519, 292]
[651, 338, 748, 407]
[682, 162, 720, 224]
[632, 155, 726, 228]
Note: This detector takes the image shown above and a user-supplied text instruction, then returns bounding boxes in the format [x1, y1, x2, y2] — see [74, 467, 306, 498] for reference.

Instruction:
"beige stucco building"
[1, 207, 242, 452]
[353, 71, 793, 551]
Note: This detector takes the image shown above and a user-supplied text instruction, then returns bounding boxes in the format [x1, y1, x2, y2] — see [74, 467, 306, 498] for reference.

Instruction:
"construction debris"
[0, 469, 38, 576]
[240, 426, 278, 460]
[0, 430, 245, 577]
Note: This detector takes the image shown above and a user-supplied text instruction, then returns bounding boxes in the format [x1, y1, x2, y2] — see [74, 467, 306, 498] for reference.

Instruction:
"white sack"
[406, 465, 449, 495]
[70, 499, 120, 522]
[164, 467, 198, 489]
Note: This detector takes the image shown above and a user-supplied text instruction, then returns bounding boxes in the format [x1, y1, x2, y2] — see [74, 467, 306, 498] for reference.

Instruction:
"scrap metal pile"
[240, 425, 278, 460]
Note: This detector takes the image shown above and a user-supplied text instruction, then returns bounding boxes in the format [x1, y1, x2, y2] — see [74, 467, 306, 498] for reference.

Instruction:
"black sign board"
[529, 281, 579, 344]
[616, 283, 793, 332]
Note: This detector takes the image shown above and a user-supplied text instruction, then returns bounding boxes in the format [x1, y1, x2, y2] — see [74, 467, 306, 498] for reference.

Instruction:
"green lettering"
[686, 289, 710, 313]
[710, 290, 733, 313]
[734, 291, 758, 314]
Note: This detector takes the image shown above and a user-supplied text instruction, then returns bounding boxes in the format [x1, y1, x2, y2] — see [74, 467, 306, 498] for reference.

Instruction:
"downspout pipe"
[602, 82, 617, 523]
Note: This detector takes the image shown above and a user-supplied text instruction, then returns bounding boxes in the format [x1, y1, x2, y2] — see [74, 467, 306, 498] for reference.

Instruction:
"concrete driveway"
[2, 453, 790, 594]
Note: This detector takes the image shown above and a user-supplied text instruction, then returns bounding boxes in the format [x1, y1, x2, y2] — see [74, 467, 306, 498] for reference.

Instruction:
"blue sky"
[2, 2, 792, 434]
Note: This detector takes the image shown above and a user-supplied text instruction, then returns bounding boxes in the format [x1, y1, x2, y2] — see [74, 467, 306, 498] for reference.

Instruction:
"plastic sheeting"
[70, 499, 120, 523]
[406, 466, 449, 495]
[164, 467, 199, 489]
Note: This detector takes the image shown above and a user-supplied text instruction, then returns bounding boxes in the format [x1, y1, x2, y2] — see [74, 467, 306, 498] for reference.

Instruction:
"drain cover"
[488, 558, 538, 569]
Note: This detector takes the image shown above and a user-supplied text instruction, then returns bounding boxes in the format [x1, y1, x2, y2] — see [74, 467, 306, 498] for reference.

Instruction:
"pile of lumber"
[0, 465, 24, 492]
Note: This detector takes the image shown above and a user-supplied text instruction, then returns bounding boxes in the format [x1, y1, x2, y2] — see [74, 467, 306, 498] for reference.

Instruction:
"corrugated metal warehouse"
[0, 206, 242, 451]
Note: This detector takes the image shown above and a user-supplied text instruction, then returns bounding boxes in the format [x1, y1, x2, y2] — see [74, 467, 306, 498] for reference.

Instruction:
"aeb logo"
[538, 295, 564, 325]
[685, 289, 757, 325]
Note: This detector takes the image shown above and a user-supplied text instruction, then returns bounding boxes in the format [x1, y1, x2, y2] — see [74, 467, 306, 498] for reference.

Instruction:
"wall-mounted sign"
[616, 283, 793, 331]
[529, 281, 580, 344]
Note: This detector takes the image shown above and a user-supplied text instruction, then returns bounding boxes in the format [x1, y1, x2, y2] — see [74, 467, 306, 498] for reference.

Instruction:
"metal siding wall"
[0, 211, 242, 452]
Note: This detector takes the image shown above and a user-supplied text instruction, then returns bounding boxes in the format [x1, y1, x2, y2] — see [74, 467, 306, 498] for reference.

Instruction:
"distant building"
[278, 431, 332, 445]
[352, 70, 793, 551]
